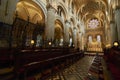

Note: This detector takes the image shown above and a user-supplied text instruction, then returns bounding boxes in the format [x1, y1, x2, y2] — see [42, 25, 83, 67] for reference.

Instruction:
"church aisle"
[48, 55, 95, 80]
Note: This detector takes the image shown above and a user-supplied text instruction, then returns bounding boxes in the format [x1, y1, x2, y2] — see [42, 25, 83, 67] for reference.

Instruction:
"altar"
[87, 39, 103, 52]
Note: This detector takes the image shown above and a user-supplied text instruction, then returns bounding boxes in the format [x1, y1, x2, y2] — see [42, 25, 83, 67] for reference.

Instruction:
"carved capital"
[65, 20, 70, 24]
[46, 3, 52, 9]
[46, 3, 57, 12]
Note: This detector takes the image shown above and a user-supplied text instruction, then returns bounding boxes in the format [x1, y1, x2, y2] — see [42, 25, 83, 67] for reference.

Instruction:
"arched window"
[57, 6, 62, 17]
[97, 35, 101, 42]
[88, 36, 92, 42]
[69, 38, 72, 46]
[36, 34, 42, 47]
[60, 10, 62, 16]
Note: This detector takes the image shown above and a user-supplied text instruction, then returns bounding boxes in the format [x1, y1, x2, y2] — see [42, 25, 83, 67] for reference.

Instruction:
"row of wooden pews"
[0, 47, 84, 80]
[85, 54, 104, 80]
[104, 47, 120, 80]
[0, 48, 18, 80]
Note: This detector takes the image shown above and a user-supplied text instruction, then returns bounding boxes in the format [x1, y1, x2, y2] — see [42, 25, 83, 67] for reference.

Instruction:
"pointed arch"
[57, 2, 68, 20]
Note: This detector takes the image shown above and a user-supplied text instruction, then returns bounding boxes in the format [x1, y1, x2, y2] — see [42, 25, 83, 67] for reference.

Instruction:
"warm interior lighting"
[49, 42, 52, 45]
[108, 0, 111, 4]
[113, 42, 119, 47]
[31, 40, 34, 45]
[106, 44, 111, 48]
[106, 11, 108, 16]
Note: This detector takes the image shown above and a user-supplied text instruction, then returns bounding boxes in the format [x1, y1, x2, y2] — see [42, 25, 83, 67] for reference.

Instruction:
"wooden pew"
[13, 47, 83, 80]
[0, 47, 84, 80]
[0, 48, 18, 80]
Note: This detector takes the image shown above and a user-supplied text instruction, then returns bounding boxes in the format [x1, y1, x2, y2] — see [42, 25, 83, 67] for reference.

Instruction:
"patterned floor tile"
[48, 56, 95, 80]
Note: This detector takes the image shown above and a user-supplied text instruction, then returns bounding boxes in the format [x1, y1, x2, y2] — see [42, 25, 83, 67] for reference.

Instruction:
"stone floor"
[47, 55, 95, 80]
[0, 53, 113, 80]
[46, 53, 113, 80]
[24, 52, 112, 80]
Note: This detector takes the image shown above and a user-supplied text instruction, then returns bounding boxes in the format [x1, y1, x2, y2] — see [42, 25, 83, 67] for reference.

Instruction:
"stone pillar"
[64, 20, 70, 46]
[110, 21, 118, 46]
[45, 3, 55, 42]
[115, 8, 120, 42]
[81, 34, 85, 50]
[107, 28, 111, 44]
[0, 0, 18, 24]
[104, 23, 111, 48]
[73, 29, 77, 49]
[78, 32, 82, 50]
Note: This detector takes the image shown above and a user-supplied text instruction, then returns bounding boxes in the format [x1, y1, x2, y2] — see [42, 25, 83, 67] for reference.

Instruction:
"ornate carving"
[46, 2, 57, 12]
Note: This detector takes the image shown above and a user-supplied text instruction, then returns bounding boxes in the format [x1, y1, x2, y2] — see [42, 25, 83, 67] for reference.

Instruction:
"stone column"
[115, 8, 120, 42]
[64, 20, 70, 46]
[110, 21, 118, 46]
[78, 32, 82, 50]
[0, 0, 19, 24]
[81, 34, 85, 50]
[45, 3, 55, 42]
[73, 29, 77, 49]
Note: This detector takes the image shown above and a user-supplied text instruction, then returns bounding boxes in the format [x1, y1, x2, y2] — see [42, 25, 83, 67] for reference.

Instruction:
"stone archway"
[54, 20, 64, 47]
[12, 0, 45, 48]
[69, 27, 73, 47]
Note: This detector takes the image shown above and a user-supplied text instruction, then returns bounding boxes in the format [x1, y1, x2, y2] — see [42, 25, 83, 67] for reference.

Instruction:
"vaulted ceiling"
[16, 0, 45, 24]
[73, 0, 120, 23]
[72, 0, 109, 22]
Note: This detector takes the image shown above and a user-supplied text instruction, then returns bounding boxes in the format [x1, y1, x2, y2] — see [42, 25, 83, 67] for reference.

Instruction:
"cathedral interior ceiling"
[16, 0, 119, 32]
[73, 0, 108, 23]
[16, 0, 45, 24]
[70, 0, 111, 36]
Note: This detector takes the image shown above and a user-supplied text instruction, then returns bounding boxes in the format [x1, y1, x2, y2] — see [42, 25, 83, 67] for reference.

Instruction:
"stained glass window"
[88, 19, 99, 28]
[88, 36, 92, 42]
[97, 35, 101, 42]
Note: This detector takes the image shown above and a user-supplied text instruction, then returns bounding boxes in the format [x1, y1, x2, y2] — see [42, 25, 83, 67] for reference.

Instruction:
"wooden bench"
[0, 47, 84, 80]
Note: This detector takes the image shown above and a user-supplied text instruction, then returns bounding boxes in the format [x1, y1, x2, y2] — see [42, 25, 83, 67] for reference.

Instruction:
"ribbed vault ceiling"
[73, 0, 108, 22]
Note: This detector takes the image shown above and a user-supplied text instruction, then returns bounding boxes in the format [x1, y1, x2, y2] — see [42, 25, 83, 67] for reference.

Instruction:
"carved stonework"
[46, 3, 52, 9]
[46, 2, 57, 12]
[115, 6, 120, 10]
